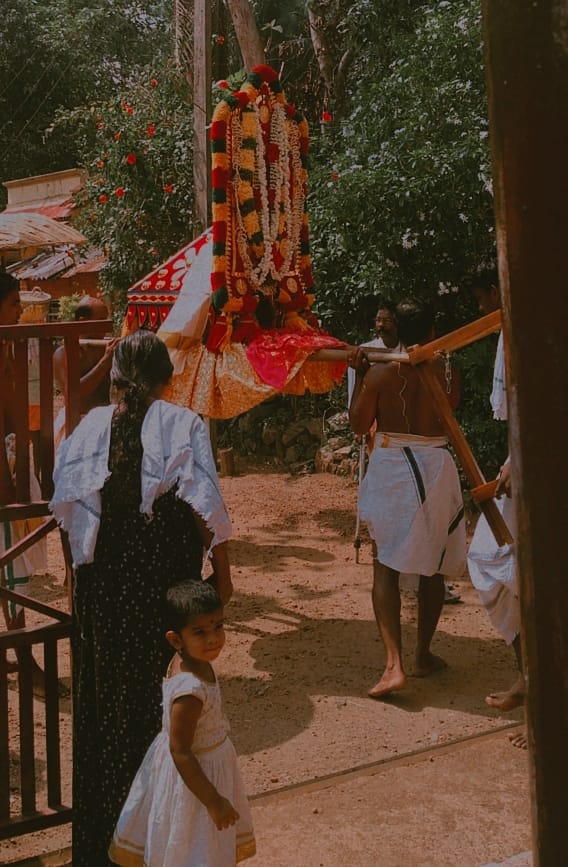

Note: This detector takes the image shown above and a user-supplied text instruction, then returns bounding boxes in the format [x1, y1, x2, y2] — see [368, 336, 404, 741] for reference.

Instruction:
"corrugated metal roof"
[8, 247, 105, 281]
[3, 198, 75, 220]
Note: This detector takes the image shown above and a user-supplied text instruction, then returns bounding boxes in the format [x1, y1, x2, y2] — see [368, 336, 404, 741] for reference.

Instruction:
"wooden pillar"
[482, 3, 568, 863]
[193, 0, 212, 232]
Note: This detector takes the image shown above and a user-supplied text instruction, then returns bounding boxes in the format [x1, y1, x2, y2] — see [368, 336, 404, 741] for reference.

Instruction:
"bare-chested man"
[349, 298, 466, 698]
[53, 295, 115, 429]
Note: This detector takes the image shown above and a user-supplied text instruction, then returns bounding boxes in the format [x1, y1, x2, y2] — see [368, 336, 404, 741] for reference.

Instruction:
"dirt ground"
[2, 458, 527, 865]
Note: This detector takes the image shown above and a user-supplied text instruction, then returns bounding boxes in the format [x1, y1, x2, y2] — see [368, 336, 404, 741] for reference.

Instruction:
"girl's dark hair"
[0, 272, 19, 305]
[166, 580, 223, 632]
[109, 330, 173, 469]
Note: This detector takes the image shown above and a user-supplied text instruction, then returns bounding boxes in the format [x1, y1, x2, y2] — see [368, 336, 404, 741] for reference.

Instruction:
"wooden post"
[482, 2, 568, 862]
[193, 0, 212, 232]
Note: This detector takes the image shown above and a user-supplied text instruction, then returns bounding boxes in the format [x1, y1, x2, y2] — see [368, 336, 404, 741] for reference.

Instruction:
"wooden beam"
[407, 310, 501, 364]
[415, 363, 512, 546]
[193, 0, 212, 232]
[482, 1, 568, 862]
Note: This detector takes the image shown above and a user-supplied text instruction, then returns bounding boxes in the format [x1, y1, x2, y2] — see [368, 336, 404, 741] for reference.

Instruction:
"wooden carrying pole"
[483, 1, 568, 862]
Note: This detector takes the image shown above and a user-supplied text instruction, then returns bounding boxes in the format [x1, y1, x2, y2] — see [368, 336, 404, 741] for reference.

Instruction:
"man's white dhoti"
[359, 433, 466, 577]
[467, 495, 519, 644]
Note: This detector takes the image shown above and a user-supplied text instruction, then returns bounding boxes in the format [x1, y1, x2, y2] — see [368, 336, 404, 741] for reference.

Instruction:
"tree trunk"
[226, 0, 265, 70]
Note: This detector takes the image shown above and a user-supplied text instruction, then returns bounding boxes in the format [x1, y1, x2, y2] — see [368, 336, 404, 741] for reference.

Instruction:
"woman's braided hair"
[110, 330, 173, 469]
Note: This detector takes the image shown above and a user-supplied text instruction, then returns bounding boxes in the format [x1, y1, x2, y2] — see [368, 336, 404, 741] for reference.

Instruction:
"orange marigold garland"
[208, 65, 316, 351]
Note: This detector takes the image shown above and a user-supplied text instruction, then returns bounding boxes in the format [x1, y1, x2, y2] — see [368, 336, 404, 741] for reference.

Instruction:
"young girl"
[109, 581, 255, 866]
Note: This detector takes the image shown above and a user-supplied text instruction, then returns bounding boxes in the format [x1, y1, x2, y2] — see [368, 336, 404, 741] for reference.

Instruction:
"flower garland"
[209, 65, 314, 335]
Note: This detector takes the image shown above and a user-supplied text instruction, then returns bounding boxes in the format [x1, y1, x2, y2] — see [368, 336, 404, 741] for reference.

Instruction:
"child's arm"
[169, 693, 239, 830]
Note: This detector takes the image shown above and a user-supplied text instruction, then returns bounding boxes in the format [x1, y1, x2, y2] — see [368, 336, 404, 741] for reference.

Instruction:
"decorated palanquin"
[123, 231, 212, 333]
[127, 65, 346, 418]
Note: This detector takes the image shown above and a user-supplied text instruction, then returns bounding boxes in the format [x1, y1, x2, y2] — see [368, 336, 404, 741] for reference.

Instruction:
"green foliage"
[57, 293, 83, 321]
[308, 1, 494, 342]
[53, 63, 197, 316]
[0, 0, 173, 201]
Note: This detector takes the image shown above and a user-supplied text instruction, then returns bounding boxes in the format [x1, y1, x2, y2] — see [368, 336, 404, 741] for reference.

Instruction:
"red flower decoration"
[210, 120, 227, 140]
[163, 184, 174, 194]
[97, 160, 105, 169]
[233, 91, 250, 109]
[99, 194, 108, 203]
[146, 124, 155, 136]
[252, 65, 279, 83]
[267, 143, 280, 163]
[115, 187, 125, 198]
[216, 35, 225, 46]
[211, 167, 229, 188]
[330, 172, 340, 181]
[213, 222, 227, 243]
[126, 106, 134, 115]
[126, 153, 137, 165]
[216, 80, 229, 89]
[114, 131, 122, 141]
[150, 78, 158, 87]
[97, 122, 104, 130]
[321, 111, 333, 123]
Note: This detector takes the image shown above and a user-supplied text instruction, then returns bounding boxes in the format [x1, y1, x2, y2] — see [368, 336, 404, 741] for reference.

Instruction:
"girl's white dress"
[109, 670, 256, 866]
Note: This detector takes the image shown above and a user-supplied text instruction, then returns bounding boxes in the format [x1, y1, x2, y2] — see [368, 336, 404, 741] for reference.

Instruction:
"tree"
[54, 63, 196, 314]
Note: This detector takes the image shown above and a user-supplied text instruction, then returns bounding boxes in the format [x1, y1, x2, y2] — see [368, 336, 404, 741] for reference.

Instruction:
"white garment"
[467, 494, 518, 644]
[346, 337, 402, 406]
[490, 331, 508, 421]
[109, 671, 255, 867]
[50, 400, 232, 568]
[359, 434, 466, 577]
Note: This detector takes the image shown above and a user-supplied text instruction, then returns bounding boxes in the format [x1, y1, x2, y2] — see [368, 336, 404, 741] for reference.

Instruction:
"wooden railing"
[0, 319, 111, 841]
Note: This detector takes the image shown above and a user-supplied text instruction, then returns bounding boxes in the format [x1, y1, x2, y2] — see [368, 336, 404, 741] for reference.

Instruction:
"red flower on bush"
[330, 172, 340, 181]
[146, 124, 156, 136]
[97, 160, 105, 169]
[126, 106, 134, 115]
[150, 78, 158, 88]
[97, 122, 104, 130]
[216, 34, 225, 46]
[114, 131, 122, 141]
[216, 80, 229, 89]
[99, 194, 108, 203]
[163, 184, 174, 194]
[115, 187, 125, 198]
[126, 153, 137, 165]
[321, 111, 333, 123]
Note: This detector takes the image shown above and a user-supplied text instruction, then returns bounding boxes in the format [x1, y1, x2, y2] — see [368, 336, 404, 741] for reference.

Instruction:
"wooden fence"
[0, 319, 110, 841]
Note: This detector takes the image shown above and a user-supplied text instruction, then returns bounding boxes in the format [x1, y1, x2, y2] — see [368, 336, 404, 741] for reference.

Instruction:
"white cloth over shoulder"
[359, 433, 466, 577]
[49, 400, 231, 567]
[109, 671, 255, 867]
[467, 494, 519, 643]
[490, 331, 508, 421]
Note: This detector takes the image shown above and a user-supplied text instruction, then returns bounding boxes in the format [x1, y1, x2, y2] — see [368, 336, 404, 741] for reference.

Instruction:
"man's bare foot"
[413, 653, 447, 678]
[509, 730, 528, 750]
[368, 669, 407, 699]
[485, 675, 525, 711]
